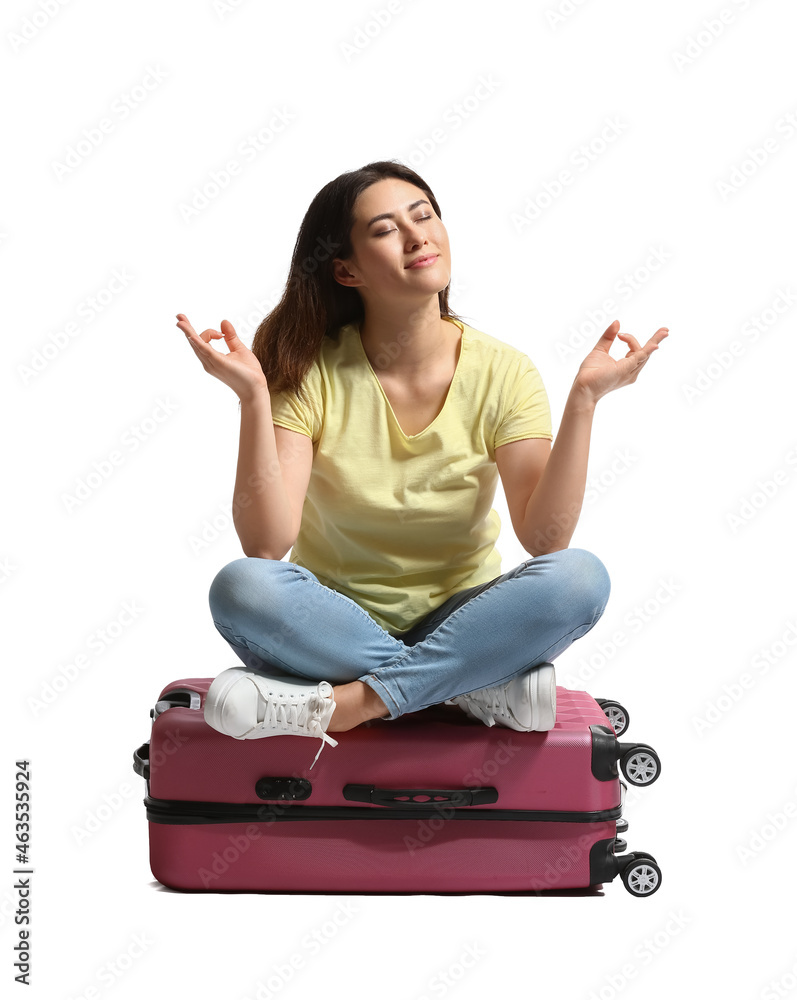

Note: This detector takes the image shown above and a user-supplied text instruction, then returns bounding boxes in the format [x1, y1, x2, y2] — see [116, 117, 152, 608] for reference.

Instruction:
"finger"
[627, 342, 663, 374]
[198, 328, 223, 344]
[178, 321, 212, 355]
[645, 328, 669, 350]
[176, 314, 199, 338]
[592, 319, 620, 353]
[184, 338, 208, 369]
[617, 331, 643, 353]
[620, 329, 668, 357]
[183, 333, 204, 357]
[176, 315, 222, 346]
[220, 319, 241, 344]
[177, 317, 208, 345]
[634, 327, 669, 352]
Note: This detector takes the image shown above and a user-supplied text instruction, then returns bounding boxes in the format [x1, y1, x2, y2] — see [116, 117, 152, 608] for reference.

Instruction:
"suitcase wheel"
[595, 699, 630, 736]
[620, 744, 661, 786]
[621, 855, 662, 896]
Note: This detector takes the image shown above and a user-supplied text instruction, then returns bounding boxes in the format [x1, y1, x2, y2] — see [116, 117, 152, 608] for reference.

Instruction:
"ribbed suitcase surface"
[134, 677, 660, 895]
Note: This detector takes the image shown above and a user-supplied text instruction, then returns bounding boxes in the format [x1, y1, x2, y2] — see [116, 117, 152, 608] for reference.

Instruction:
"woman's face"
[333, 177, 452, 301]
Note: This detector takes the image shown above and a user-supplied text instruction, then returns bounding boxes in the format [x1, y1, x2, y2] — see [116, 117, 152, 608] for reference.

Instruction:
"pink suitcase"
[133, 677, 662, 895]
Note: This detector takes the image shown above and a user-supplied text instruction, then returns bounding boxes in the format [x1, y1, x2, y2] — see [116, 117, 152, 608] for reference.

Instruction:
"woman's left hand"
[573, 320, 669, 405]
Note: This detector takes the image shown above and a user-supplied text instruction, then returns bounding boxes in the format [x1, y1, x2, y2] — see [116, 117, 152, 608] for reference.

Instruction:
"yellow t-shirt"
[267, 316, 553, 637]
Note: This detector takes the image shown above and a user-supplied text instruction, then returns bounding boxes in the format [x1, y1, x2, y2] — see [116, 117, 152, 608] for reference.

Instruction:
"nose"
[406, 226, 429, 250]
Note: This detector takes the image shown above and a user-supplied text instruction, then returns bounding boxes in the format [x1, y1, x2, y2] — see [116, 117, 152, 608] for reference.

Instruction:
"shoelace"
[458, 683, 513, 727]
[308, 713, 339, 771]
[249, 678, 339, 770]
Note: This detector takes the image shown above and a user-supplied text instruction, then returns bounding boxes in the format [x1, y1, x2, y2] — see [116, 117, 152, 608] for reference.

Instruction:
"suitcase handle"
[133, 742, 150, 781]
[151, 688, 202, 720]
[343, 784, 498, 807]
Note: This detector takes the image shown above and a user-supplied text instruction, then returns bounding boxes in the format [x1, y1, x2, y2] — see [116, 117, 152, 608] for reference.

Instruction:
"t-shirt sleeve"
[268, 362, 323, 443]
[494, 354, 553, 449]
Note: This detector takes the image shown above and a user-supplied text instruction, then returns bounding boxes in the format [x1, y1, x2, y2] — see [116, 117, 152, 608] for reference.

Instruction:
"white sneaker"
[445, 663, 557, 732]
[204, 667, 339, 770]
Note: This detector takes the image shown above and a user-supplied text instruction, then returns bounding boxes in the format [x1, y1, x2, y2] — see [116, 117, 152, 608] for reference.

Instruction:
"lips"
[406, 254, 439, 268]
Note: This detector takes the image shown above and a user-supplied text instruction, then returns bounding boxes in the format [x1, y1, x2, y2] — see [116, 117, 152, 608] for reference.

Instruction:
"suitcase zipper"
[143, 794, 623, 825]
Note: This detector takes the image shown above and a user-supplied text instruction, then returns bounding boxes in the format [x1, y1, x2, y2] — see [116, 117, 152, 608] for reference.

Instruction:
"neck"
[358, 300, 459, 378]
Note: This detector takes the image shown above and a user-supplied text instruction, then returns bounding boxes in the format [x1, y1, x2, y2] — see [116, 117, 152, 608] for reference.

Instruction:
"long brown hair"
[249, 159, 465, 407]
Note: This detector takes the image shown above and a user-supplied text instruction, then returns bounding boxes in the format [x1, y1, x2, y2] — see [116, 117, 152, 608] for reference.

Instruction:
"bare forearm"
[518, 317, 669, 555]
[232, 390, 294, 559]
[520, 385, 596, 556]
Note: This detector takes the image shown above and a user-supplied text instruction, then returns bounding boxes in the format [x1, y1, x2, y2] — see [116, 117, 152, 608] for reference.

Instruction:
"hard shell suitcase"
[133, 677, 662, 895]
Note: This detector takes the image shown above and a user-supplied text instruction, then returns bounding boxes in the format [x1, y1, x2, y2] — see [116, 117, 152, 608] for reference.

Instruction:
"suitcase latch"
[255, 777, 312, 801]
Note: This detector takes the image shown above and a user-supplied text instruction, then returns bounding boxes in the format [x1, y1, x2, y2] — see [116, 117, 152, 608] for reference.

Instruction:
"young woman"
[177, 159, 668, 770]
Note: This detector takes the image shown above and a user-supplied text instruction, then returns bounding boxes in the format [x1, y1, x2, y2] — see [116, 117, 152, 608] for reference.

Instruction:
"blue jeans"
[207, 548, 611, 720]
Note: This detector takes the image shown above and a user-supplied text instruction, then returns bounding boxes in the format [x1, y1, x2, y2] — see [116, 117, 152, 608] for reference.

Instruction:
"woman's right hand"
[176, 313, 268, 402]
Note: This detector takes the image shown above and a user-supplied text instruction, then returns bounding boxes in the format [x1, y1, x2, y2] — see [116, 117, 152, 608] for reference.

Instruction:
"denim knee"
[208, 556, 282, 620]
[548, 547, 611, 616]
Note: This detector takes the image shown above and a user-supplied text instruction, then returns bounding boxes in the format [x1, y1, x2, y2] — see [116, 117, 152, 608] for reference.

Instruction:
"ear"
[331, 258, 362, 287]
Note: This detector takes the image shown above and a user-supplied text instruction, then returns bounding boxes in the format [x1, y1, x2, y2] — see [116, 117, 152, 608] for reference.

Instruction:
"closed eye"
[375, 215, 432, 236]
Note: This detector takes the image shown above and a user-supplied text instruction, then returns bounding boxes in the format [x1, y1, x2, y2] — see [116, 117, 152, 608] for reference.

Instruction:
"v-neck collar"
[354, 317, 466, 440]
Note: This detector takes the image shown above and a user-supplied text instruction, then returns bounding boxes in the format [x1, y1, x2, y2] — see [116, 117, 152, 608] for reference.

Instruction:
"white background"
[4, 0, 797, 997]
